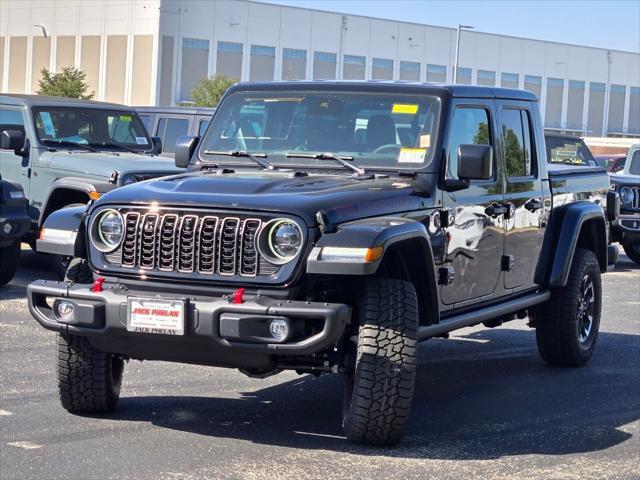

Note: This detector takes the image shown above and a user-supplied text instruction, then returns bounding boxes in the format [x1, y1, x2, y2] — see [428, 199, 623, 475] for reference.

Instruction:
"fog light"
[2, 223, 12, 234]
[54, 300, 75, 321]
[269, 318, 289, 342]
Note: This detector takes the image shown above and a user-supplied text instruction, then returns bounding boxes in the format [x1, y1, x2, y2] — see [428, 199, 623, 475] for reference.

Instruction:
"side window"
[630, 150, 640, 175]
[502, 108, 535, 177]
[0, 109, 25, 149]
[198, 119, 209, 136]
[157, 117, 189, 154]
[448, 107, 491, 179]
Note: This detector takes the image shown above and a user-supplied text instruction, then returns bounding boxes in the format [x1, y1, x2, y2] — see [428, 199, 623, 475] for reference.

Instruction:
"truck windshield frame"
[199, 90, 441, 171]
[31, 106, 152, 152]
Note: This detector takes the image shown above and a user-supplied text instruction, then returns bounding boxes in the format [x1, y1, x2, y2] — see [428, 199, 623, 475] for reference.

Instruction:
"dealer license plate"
[127, 297, 185, 335]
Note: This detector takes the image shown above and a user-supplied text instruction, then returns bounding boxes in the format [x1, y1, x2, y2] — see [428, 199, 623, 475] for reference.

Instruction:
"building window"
[454, 67, 472, 85]
[313, 51, 336, 79]
[477, 69, 495, 86]
[501, 72, 519, 89]
[426, 64, 446, 82]
[216, 41, 243, 80]
[372, 57, 393, 80]
[608, 84, 626, 133]
[180, 37, 209, 101]
[249, 45, 275, 81]
[587, 82, 606, 136]
[524, 75, 542, 98]
[545, 77, 564, 128]
[282, 48, 307, 80]
[399, 61, 420, 81]
[566, 80, 585, 130]
[343, 54, 366, 80]
[629, 86, 640, 135]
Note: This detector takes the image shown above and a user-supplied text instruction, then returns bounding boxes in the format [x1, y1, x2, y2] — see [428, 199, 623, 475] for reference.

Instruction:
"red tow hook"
[231, 288, 245, 304]
[91, 277, 105, 292]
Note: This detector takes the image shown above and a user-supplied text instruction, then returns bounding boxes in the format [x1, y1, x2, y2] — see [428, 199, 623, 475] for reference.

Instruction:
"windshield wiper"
[285, 152, 366, 176]
[41, 139, 97, 152]
[203, 150, 276, 170]
[89, 141, 144, 155]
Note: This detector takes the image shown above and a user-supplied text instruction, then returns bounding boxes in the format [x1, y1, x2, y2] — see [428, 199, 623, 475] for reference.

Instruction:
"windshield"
[545, 135, 596, 167]
[200, 91, 440, 169]
[32, 107, 151, 151]
[630, 150, 640, 175]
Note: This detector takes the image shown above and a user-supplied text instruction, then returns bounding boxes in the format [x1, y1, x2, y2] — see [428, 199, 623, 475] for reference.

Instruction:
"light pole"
[453, 24, 473, 84]
[602, 50, 613, 136]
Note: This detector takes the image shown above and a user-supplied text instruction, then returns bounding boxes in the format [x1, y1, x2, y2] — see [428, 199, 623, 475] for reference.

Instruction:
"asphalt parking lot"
[0, 247, 638, 480]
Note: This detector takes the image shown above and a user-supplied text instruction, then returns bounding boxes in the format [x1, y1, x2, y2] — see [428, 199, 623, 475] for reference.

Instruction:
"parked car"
[0, 94, 184, 278]
[595, 153, 627, 173]
[135, 106, 215, 157]
[544, 132, 598, 167]
[0, 171, 30, 285]
[32, 82, 613, 446]
[609, 144, 640, 263]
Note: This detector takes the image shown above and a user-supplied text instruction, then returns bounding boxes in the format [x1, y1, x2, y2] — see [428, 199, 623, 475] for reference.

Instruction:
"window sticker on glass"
[398, 148, 426, 163]
[135, 137, 148, 145]
[119, 115, 132, 122]
[39, 112, 56, 136]
[392, 104, 419, 114]
[420, 134, 431, 148]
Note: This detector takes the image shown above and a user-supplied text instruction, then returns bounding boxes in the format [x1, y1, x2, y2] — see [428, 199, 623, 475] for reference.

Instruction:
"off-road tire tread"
[0, 241, 20, 286]
[344, 278, 418, 446]
[64, 258, 93, 284]
[535, 248, 601, 367]
[57, 333, 122, 413]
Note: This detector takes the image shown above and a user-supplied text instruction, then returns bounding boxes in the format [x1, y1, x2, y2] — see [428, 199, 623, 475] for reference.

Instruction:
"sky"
[258, 0, 640, 53]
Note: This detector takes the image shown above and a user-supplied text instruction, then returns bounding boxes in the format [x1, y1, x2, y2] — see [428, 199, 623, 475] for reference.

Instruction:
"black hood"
[95, 170, 436, 225]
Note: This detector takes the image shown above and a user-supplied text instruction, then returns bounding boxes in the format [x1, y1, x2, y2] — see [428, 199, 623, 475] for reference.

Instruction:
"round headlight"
[258, 219, 303, 264]
[92, 209, 124, 252]
[620, 186, 634, 204]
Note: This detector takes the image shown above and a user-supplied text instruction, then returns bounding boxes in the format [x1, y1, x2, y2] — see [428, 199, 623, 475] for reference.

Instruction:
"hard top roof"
[0, 93, 136, 109]
[226, 80, 538, 101]
[134, 106, 216, 115]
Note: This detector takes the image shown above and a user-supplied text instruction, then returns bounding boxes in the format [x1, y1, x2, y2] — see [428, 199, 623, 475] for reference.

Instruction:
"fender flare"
[36, 205, 87, 257]
[307, 216, 439, 325]
[535, 201, 608, 287]
[40, 177, 116, 225]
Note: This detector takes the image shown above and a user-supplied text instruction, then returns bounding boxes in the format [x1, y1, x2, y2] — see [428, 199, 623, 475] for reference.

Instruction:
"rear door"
[440, 99, 506, 306]
[497, 100, 546, 290]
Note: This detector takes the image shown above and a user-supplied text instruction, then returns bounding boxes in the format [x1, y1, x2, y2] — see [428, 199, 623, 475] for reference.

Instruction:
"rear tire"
[534, 248, 601, 367]
[622, 240, 640, 265]
[57, 333, 124, 413]
[342, 278, 418, 446]
[0, 241, 20, 286]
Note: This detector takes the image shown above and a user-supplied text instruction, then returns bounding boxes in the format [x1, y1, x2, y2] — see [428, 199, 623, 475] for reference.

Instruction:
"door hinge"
[501, 255, 515, 272]
[438, 266, 455, 285]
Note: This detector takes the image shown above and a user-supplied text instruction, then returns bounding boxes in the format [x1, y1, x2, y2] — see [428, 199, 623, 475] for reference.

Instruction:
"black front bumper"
[28, 280, 351, 370]
[0, 211, 30, 247]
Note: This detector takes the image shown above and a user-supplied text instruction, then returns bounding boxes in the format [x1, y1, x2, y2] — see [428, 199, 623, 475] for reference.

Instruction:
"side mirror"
[150, 136, 162, 155]
[606, 190, 620, 222]
[174, 135, 200, 169]
[1, 130, 26, 156]
[458, 144, 493, 181]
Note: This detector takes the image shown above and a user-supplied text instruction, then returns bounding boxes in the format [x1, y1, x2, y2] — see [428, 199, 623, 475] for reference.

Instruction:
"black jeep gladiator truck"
[29, 82, 614, 446]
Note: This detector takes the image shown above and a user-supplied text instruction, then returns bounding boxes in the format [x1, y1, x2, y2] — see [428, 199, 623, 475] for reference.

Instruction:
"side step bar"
[417, 291, 550, 340]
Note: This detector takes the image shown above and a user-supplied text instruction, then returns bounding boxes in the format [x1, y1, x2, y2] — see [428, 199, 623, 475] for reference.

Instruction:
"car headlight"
[257, 218, 303, 264]
[620, 186, 634, 204]
[91, 209, 124, 252]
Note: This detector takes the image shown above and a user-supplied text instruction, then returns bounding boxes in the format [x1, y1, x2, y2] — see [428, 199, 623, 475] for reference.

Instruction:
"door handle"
[485, 203, 507, 218]
[524, 198, 543, 212]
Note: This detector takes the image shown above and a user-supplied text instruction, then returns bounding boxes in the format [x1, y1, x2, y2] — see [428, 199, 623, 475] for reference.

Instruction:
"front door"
[441, 100, 506, 306]
[0, 106, 30, 198]
[496, 101, 546, 290]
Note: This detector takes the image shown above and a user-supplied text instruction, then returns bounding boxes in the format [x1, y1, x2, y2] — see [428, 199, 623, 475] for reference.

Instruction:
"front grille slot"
[109, 209, 274, 279]
[633, 187, 640, 210]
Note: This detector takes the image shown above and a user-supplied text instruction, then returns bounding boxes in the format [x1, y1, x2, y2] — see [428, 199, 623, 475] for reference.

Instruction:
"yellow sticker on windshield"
[398, 148, 426, 164]
[392, 104, 419, 114]
[119, 115, 132, 122]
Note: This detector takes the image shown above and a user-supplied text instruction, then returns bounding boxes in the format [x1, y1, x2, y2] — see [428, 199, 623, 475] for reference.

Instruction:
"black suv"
[0, 172, 29, 285]
[30, 82, 612, 446]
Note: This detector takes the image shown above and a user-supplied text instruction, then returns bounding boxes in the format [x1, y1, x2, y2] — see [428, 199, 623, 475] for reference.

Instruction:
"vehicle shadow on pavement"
[105, 328, 640, 459]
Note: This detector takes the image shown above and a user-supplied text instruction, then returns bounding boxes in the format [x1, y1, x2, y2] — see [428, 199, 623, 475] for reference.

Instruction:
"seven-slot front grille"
[105, 209, 273, 278]
[628, 186, 640, 211]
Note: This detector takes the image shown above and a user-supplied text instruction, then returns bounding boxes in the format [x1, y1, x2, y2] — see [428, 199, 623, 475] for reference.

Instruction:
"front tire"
[0, 241, 20, 286]
[57, 333, 124, 413]
[622, 240, 640, 265]
[342, 278, 418, 446]
[534, 248, 602, 367]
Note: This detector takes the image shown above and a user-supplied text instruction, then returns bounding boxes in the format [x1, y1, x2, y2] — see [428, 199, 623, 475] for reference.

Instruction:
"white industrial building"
[1, 0, 639, 137]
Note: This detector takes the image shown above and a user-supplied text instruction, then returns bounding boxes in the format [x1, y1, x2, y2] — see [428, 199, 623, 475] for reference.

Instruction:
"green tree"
[37, 67, 94, 99]
[190, 74, 237, 107]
